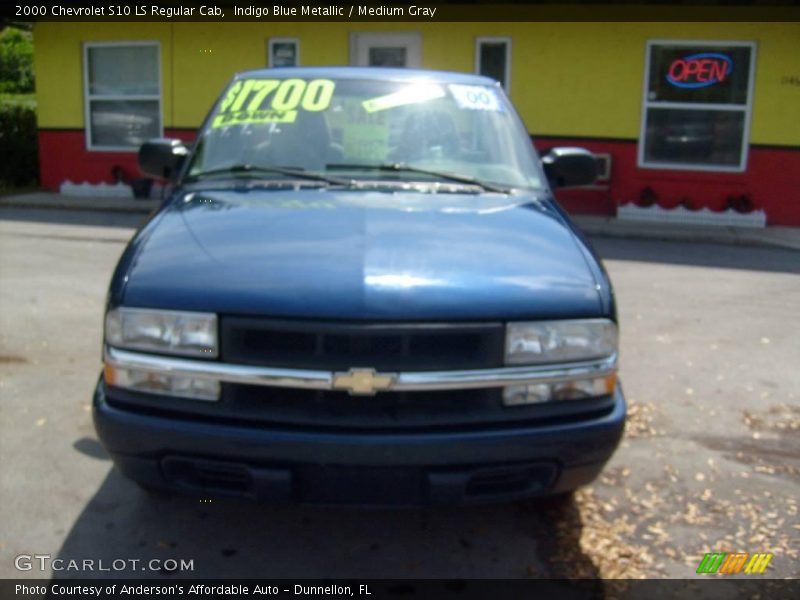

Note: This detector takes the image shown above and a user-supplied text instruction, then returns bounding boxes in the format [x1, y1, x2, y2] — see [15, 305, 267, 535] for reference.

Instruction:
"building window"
[268, 38, 299, 67]
[83, 42, 161, 151]
[350, 32, 422, 68]
[475, 37, 511, 92]
[639, 40, 756, 172]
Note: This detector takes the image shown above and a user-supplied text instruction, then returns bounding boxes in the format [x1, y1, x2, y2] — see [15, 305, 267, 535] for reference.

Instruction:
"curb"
[573, 218, 800, 252]
[0, 197, 158, 214]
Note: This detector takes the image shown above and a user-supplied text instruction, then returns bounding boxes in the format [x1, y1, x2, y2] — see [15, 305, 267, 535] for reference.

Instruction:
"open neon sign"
[666, 53, 733, 88]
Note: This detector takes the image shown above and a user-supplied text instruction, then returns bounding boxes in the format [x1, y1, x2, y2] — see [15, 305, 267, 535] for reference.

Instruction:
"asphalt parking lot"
[0, 207, 798, 580]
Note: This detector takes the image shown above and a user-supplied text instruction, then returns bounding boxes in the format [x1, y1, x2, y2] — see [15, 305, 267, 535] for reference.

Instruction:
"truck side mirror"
[138, 138, 189, 180]
[541, 147, 598, 188]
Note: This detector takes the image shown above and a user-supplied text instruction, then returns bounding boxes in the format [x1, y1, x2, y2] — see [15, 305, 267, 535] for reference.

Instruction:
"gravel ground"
[0, 208, 798, 580]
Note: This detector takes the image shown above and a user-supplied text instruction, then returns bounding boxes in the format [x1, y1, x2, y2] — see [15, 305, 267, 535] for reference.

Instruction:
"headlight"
[105, 307, 218, 358]
[502, 375, 616, 406]
[505, 319, 617, 365]
[104, 365, 220, 401]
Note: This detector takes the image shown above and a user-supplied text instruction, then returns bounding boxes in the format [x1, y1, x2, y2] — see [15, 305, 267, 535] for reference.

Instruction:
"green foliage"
[0, 100, 38, 188]
[0, 92, 35, 108]
[0, 27, 39, 189]
[0, 27, 34, 94]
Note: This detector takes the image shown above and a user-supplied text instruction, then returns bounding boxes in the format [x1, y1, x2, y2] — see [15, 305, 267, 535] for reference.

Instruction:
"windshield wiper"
[184, 164, 351, 186]
[326, 162, 511, 194]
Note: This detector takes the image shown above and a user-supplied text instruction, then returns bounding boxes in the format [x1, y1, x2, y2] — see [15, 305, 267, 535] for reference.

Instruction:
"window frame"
[82, 41, 163, 153]
[638, 39, 757, 173]
[475, 36, 512, 93]
[267, 37, 300, 68]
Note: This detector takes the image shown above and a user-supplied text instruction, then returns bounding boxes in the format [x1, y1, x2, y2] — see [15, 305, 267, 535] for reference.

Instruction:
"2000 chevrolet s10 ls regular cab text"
[94, 67, 626, 506]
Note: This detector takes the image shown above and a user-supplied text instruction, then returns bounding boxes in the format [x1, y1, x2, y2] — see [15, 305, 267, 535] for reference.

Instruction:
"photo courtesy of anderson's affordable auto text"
[0, 1, 798, 598]
[15, 583, 372, 597]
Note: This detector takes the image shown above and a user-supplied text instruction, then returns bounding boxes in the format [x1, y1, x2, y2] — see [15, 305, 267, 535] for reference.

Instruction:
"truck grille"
[106, 318, 614, 431]
[220, 318, 505, 371]
[225, 385, 506, 429]
[107, 384, 615, 432]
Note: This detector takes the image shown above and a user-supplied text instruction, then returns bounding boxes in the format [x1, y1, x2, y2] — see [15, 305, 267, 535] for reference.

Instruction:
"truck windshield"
[186, 77, 543, 190]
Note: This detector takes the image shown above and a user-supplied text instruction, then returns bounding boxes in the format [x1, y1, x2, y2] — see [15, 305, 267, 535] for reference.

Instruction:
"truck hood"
[121, 187, 603, 320]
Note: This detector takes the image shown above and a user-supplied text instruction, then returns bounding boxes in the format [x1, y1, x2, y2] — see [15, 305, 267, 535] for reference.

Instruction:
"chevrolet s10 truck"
[94, 67, 625, 506]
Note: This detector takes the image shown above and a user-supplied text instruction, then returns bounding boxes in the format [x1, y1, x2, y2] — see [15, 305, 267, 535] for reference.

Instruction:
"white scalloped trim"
[59, 181, 134, 199]
[617, 203, 766, 228]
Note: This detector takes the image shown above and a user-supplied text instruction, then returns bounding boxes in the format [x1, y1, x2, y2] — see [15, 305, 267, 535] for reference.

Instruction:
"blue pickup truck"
[94, 67, 625, 506]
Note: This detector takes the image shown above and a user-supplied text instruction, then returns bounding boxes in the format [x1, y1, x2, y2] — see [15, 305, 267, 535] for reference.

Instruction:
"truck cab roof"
[232, 66, 501, 87]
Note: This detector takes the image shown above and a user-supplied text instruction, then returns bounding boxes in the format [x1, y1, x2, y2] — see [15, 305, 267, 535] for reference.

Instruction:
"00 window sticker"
[448, 84, 502, 112]
[212, 78, 335, 128]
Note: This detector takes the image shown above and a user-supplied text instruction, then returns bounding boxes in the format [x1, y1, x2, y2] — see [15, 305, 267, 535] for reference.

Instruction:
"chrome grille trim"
[105, 345, 617, 393]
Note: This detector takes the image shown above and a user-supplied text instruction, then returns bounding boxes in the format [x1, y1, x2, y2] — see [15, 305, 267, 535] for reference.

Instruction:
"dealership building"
[32, 17, 800, 224]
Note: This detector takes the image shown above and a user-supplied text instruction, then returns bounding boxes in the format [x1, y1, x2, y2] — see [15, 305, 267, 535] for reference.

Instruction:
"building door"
[350, 32, 422, 68]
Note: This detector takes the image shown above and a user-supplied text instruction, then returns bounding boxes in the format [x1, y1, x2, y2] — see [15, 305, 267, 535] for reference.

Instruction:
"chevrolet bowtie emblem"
[332, 368, 396, 395]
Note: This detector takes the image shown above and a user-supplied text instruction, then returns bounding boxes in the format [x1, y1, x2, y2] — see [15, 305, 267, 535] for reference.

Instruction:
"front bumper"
[93, 378, 626, 506]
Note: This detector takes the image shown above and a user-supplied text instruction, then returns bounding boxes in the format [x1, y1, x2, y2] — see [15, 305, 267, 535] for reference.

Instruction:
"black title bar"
[3, 1, 800, 22]
[2, 579, 800, 600]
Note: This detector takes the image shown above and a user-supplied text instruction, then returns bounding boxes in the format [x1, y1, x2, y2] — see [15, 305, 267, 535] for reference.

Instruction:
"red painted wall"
[534, 137, 800, 226]
[37, 129, 800, 225]
[37, 129, 197, 190]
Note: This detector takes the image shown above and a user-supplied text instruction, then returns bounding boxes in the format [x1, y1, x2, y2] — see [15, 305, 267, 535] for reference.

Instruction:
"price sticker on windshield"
[448, 85, 502, 112]
[212, 78, 335, 128]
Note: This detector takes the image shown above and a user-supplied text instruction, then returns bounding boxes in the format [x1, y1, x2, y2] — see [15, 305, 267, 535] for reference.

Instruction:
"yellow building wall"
[33, 20, 800, 146]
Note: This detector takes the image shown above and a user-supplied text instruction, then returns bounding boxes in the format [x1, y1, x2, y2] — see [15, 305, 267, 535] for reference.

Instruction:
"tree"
[0, 27, 34, 94]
